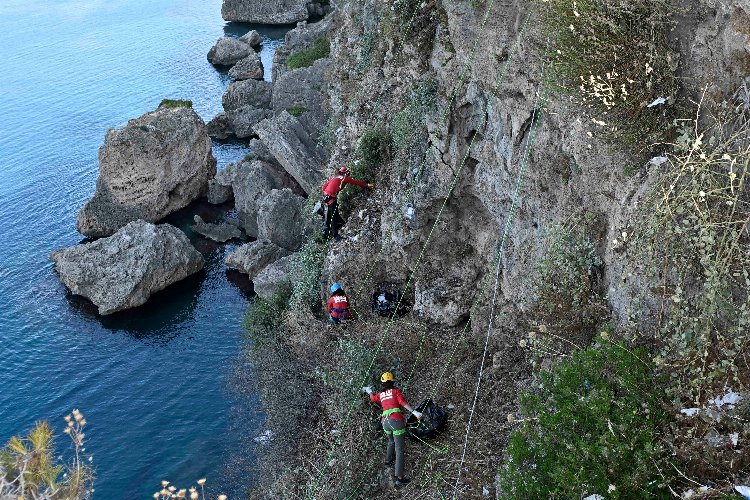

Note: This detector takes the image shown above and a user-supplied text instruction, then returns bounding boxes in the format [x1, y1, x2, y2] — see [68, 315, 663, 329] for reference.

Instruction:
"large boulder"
[51, 220, 204, 315]
[77, 107, 216, 237]
[254, 112, 325, 194]
[256, 188, 311, 251]
[207, 160, 245, 205]
[239, 30, 262, 48]
[222, 79, 272, 138]
[272, 58, 331, 135]
[225, 239, 291, 277]
[229, 53, 264, 81]
[233, 160, 300, 236]
[221, 0, 309, 24]
[207, 112, 232, 140]
[207, 37, 253, 66]
[253, 254, 297, 299]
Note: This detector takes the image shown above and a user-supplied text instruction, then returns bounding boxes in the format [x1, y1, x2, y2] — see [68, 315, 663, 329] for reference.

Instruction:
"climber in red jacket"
[327, 282, 353, 324]
[321, 166, 374, 242]
[363, 372, 422, 488]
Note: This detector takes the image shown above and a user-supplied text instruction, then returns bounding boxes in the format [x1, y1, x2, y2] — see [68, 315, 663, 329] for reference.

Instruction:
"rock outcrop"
[252, 254, 296, 299]
[256, 188, 311, 251]
[222, 79, 272, 138]
[229, 53, 264, 81]
[207, 112, 232, 140]
[191, 215, 243, 242]
[272, 58, 331, 134]
[76, 107, 216, 238]
[254, 112, 326, 194]
[51, 220, 204, 315]
[233, 160, 302, 237]
[207, 37, 253, 66]
[224, 239, 291, 277]
[221, 0, 309, 24]
[239, 29, 262, 48]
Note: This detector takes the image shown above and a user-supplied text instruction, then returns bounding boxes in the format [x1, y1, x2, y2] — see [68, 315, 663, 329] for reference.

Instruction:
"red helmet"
[338, 167, 349, 175]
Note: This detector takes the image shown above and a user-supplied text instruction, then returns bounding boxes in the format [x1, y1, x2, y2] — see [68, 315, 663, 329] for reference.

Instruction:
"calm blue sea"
[0, 1, 288, 497]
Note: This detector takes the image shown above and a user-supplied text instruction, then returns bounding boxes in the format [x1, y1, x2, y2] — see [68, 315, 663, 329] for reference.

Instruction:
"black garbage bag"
[406, 399, 446, 440]
[371, 285, 410, 317]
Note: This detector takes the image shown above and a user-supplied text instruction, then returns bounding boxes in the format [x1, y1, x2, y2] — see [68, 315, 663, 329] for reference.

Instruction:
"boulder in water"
[76, 107, 216, 238]
[221, 0, 309, 24]
[191, 215, 243, 242]
[239, 29, 263, 47]
[207, 37, 253, 66]
[51, 220, 204, 315]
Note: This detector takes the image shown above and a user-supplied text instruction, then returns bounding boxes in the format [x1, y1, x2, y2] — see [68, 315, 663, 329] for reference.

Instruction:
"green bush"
[500, 341, 673, 498]
[244, 282, 293, 345]
[339, 126, 389, 210]
[289, 240, 325, 313]
[286, 106, 309, 117]
[287, 38, 330, 69]
[532, 214, 605, 347]
[542, 0, 678, 144]
[158, 99, 193, 109]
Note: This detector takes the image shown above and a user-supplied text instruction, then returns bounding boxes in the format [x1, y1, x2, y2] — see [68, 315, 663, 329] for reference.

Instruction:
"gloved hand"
[362, 386, 374, 395]
[367, 183, 375, 189]
[412, 410, 423, 420]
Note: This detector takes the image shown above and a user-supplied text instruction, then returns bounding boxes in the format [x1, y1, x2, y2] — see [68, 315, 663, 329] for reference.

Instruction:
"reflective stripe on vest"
[384, 428, 406, 436]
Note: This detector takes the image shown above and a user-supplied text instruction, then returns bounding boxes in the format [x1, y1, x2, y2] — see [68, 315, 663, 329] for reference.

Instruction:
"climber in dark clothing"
[327, 283, 353, 324]
[321, 166, 374, 241]
[363, 372, 422, 488]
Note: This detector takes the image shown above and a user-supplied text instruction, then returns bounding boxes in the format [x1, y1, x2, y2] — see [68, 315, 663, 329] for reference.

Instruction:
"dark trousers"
[383, 417, 406, 478]
[322, 199, 343, 240]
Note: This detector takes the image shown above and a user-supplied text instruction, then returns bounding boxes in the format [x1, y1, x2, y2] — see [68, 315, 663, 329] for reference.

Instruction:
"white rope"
[451, 54, 548, 498]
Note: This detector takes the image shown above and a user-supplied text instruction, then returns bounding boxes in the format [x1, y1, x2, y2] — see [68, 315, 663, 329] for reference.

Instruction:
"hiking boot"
[394, 477, 411, 488]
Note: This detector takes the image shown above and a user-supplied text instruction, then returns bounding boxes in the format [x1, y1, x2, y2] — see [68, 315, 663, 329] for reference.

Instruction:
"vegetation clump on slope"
[287, 37, 330, 69]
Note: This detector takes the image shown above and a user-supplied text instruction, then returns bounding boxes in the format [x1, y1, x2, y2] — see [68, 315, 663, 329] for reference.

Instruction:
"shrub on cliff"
[500, 339, 673, 498]
[0, 410, 94, 499]
[287, 37, 330, 69]
[542, 0, 678, 143]
[158, 99, 193, 109]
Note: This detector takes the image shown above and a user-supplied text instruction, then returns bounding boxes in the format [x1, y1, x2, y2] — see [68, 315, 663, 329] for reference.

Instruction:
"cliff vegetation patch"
[158, 98, 193, 109]
[542, 0, 678, 144]
[287, 37, 330, 69]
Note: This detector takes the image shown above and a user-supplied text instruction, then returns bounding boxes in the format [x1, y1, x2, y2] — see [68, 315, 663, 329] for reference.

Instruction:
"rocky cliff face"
[249, 0, 750, 497]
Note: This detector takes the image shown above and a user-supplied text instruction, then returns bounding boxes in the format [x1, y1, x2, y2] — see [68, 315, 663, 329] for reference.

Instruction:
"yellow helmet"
[380, 371, 395, 383]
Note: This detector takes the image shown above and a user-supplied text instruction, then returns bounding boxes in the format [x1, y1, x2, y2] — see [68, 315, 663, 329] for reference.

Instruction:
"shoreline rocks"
[221, 0, 309, 24]
[76, 107, 216, 238]
[222, 79, 272, 138]
[225, 239, 291, 277]
[207, 37, 253, 66]
[51, 220, 204, 315]
[229, 53, 264, 80]
[192, 215, 244, 242]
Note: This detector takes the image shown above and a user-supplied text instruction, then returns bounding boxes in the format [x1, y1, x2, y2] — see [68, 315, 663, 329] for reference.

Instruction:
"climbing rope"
[412, 73, 549, 498]
[451, 55, 548, 498]
[307, 0, 518, 487]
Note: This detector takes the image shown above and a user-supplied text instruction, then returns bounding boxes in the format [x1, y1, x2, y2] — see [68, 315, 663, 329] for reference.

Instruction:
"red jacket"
[327, 294, 351, 319]
[370, 388, 409, 421]
[322, 175, 368, 203]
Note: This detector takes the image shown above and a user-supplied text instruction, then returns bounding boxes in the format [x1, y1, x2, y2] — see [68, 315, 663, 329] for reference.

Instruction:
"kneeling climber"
[363, 372, 422, 488]
[327, 283, 353, 324]
[321, 166, 374, 242]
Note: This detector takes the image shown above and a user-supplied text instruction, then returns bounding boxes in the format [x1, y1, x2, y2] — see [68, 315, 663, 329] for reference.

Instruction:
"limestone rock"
[256, 188, 311, 251]
[272, 58, 331, 134]
[207, 112, 232, 139]
[207, 160, 247, 205]
[271, 14, 334, 81]
[233, 160, 297, 237]
[192, 215, 243, 242]
[229, 53, 264, 81]
[222, 79, 272, 138]
[246, 138, 276, 164]
[221, 0, 309, 24]
[77, 107, 216, 237]
[253, 254, 296, 299]
[224, 239, 291, 277]
[207, 37, 252, 66]
[253, 112, 325, 194]
[239, 29, 263, 47]
[51, 220, 204, 315]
